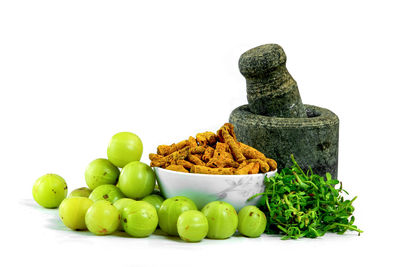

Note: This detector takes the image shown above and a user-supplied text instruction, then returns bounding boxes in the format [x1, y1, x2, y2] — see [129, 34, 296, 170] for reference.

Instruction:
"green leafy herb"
[249, 155, 362, 239]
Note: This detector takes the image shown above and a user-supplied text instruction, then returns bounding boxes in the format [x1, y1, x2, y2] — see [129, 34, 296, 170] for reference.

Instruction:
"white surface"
[1, 0, 399, 266]
[154, 167, 277, 210]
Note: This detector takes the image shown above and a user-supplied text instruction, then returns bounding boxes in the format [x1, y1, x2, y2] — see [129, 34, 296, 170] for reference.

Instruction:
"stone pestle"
[230, 44, 340, 179]
[239, 44, 307, 118]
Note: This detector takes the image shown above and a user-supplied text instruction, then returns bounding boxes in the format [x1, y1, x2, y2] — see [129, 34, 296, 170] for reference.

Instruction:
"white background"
[1, 0, 399, 266]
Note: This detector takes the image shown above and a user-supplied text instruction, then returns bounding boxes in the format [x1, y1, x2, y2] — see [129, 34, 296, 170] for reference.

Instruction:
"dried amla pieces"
[157, 140, 189, 156]
[247, 159, 270, 173]
[189, 146, 206, 154]
[191, 165, 234, 175]
[235, 162, 259, 175]
[196, 131, 217, 147]
[150, 147, 190, 168]
[187, 153, 206, 166]
[149, 123, 277, 175]
[166, 165, 189, 173]
[238, 142, 277, 170]
[202, 146, 215, 162]
[218, 124, 246, 163]
[176, 159, 194, 169]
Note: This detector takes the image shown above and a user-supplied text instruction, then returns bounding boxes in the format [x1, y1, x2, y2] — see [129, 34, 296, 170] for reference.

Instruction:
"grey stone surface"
[230, 43, 340, 178]
[229, 104, 339, 178]
[239, 44, 307, 118]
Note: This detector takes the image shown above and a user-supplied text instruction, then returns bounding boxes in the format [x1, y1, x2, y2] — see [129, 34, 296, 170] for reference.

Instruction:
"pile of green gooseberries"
[32, 132, 267, 242]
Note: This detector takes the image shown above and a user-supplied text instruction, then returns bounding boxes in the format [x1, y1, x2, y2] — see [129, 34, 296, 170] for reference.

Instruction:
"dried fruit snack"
[149, 123, 277, 175]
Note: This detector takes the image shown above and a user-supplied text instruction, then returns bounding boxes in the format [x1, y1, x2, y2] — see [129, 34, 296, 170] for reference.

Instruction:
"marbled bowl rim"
[153, 167, 277, 179]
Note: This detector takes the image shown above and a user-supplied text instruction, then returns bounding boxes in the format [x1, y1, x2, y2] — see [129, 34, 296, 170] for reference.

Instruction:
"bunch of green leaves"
[250, 155, 362, 239]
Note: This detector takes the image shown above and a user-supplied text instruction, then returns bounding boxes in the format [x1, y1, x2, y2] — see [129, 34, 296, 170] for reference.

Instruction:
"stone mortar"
[230, 44, 340, 178]
[230, 105, 339, 178]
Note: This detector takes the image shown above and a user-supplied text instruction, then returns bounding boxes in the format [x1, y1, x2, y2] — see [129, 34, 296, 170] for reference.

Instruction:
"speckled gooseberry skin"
[201, 201, 238, 239]
[118, 161, 156, 199]
[121, 201, 158, 237]
[32, 174, 68, 208]
[59, 197, 93, 230]
[107, 132, 143, 168]
[238, 206, 267, 237]
[85, 200, 120, 235]
[85, 158, 120, 190]
[113, 198, 136, 231]
[142, 194, 164, 212]
[68, 187, 92, 198]
[158, 196, 198, 236]
[89, 184, 125, 204]
[177, 210, 208, 242]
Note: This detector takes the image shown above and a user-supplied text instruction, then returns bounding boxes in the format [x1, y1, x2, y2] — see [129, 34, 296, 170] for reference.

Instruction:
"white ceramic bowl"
[154, 167, 277, 211]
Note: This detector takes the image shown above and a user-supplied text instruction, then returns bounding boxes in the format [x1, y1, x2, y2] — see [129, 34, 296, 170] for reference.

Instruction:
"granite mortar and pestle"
[229, 44, 339, 178]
